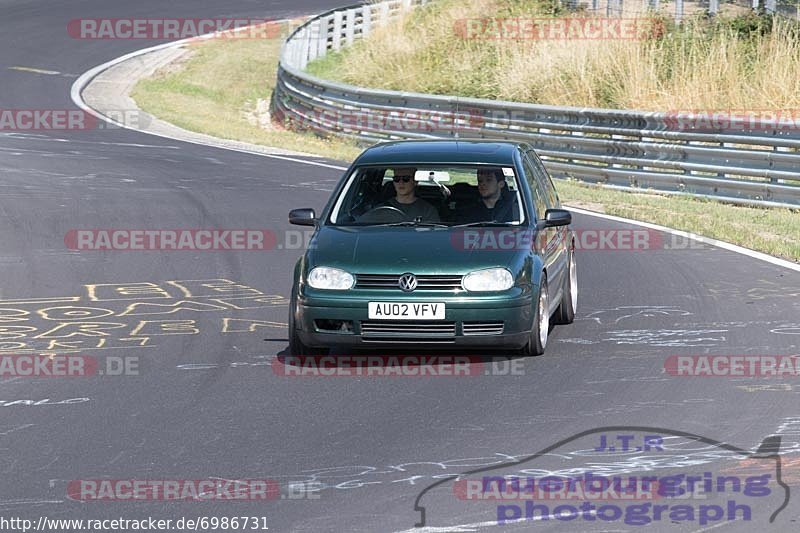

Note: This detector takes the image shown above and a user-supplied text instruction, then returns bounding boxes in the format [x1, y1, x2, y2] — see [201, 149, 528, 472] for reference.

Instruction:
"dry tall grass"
[309, 0, 800, 110]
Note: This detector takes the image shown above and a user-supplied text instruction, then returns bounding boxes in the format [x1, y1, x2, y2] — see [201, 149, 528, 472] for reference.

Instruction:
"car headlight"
[308, 267, 355, 290]
[462, 268, 514, 292]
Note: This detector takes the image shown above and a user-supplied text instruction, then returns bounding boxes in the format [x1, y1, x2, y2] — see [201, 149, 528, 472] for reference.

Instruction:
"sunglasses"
[392, 176, 413, 183]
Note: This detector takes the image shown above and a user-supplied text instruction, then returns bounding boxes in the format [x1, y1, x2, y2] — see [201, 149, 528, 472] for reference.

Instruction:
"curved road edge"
[70, 27, 800, 275]
[70, 20, 346, 171]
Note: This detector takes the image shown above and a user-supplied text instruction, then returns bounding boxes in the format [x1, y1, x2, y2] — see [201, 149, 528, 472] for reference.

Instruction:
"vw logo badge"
[398, 273, 418, 292]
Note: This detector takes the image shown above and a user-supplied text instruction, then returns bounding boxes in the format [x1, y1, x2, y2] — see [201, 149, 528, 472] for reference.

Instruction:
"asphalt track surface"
[1, 1, 800, 531]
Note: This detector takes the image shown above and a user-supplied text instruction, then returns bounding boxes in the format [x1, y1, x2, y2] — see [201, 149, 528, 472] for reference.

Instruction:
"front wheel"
[521, 275, 548, 357]
[554, 248, 577, 324]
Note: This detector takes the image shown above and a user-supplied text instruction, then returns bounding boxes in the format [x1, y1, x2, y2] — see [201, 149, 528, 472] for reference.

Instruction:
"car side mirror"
[543, 208, 571, 228]
[289, 208, 316, 226]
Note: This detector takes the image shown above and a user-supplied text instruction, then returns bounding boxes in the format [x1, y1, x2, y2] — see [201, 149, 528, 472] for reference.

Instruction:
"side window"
[521, 156, 546, 220]
[527, 150, 559, 208]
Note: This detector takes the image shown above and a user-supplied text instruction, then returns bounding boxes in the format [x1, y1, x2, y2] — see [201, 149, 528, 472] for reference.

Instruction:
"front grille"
[463, 321, 504, 336]
[360, 320, 456, 343]
[355, 274, 463, 291]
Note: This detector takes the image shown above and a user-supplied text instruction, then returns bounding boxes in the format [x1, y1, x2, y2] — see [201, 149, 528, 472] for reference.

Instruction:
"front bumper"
[294, 289, 533, 350]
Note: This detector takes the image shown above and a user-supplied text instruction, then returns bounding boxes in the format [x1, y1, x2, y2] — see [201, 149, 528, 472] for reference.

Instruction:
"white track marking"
[9, 66, 61, 75]
[566, 206, 800, 273]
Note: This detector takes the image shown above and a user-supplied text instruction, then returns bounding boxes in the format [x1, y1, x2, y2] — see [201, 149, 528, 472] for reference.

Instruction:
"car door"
[524, 150, 569, 304]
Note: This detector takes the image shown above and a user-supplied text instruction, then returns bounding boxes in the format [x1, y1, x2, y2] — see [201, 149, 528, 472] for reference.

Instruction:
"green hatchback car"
[288, 140, 576, 356]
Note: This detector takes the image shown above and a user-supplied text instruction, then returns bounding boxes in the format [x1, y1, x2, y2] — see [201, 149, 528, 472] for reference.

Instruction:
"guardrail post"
[611, 134, 623, 169]
[709, 0, 719, 15]
[774, 145, 789, 184]
[718, 141, 727, 178]
[570, 130, 585, 165]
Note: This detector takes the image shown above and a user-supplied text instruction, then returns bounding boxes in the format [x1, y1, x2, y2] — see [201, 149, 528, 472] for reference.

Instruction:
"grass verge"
[131, 28, 363, 162]
[306, 0, 800, 110]
[557, 180, 799, 261]
[131, 20, 799, 262]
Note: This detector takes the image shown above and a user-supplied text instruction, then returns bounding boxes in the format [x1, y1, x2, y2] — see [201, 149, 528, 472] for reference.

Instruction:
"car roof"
[353, 140, 523, 166]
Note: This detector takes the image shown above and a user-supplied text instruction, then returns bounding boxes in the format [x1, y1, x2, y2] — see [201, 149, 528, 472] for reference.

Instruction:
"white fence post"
[379, 2, 391, 26]
[307, 21, 319, 62]
[345, 9, 356, 45]
[316, 16, 330, 58]
[362, 4, 372, 37]
[298, 27, 310, 69]
[332, 10, 343, 51]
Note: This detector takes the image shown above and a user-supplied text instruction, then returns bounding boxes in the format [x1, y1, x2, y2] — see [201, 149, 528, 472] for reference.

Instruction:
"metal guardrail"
[272, 0, 800, 208]
[593, 0, 800, 19]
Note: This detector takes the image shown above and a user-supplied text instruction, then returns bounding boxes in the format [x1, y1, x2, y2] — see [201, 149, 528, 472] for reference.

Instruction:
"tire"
[521, 275, 548, 357]
[288, 297, 328, 356]
[554, 247, 577, 325]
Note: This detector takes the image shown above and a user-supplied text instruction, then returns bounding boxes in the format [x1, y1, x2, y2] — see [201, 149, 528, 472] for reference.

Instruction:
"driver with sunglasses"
[367, 167, 440, 223]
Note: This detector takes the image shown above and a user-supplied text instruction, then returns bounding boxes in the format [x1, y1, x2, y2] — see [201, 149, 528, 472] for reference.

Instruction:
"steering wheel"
[357, 205, 408, 224]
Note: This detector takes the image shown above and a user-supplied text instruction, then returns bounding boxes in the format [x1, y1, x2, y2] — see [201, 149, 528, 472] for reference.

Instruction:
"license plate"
[368, 302, 445, 320]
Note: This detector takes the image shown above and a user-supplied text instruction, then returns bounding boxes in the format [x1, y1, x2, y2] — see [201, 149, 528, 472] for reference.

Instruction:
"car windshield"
[328, 165, 525, 226]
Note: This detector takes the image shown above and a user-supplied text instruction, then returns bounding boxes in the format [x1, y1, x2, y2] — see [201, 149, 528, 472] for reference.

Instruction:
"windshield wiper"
[370, 221, 450, 228]
[450, 221, 516, 228]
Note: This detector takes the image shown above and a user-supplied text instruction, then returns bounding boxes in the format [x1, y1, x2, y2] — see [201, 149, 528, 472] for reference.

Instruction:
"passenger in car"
[458, 167, 515, 223]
